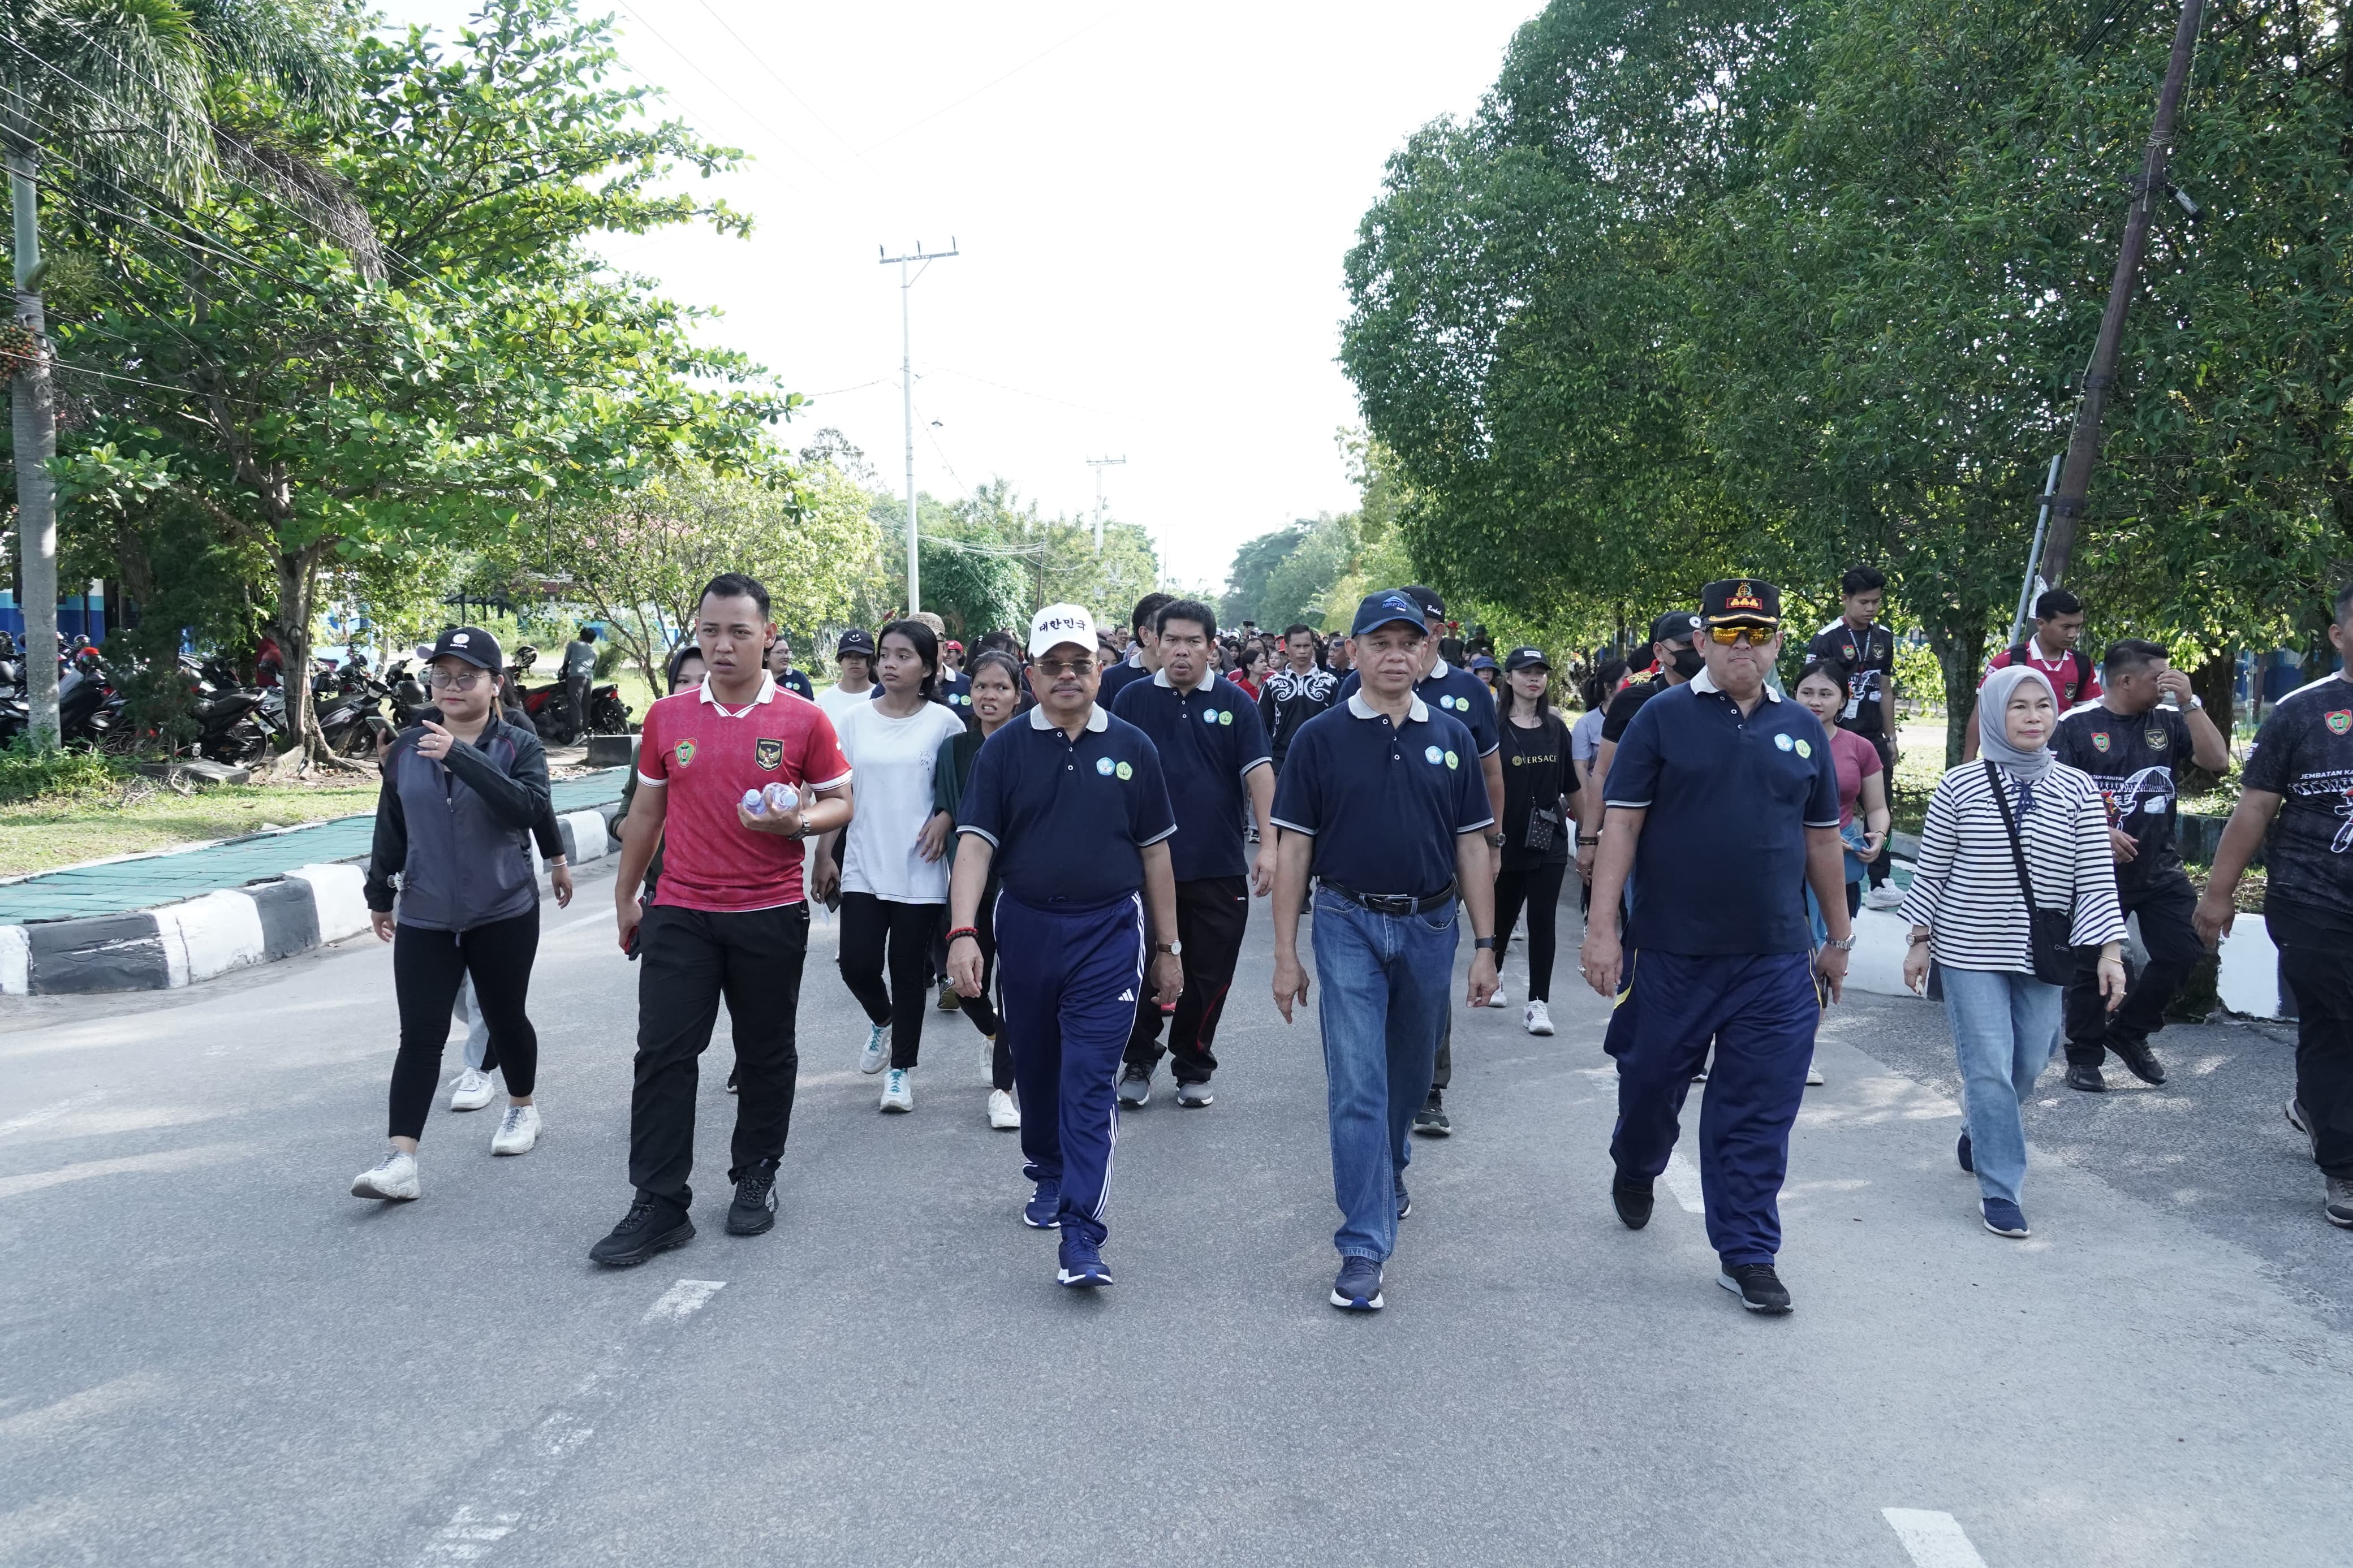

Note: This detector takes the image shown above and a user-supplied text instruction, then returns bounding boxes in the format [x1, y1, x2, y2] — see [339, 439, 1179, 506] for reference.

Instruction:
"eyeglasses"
[1036, 657, 1096, 678]
[1705, 625, 1777, 646]
[426, 669, 486, 690]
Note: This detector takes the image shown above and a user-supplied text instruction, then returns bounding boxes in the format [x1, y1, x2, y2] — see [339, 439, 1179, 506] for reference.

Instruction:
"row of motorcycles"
[0, 637, 630, 762]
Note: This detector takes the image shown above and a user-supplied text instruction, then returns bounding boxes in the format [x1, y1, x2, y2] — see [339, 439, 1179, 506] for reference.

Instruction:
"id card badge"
[1842, 694, 1861, 720]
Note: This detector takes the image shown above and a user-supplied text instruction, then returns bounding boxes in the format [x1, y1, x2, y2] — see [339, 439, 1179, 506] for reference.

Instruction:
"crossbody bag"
[1983, 761, 2076, 984]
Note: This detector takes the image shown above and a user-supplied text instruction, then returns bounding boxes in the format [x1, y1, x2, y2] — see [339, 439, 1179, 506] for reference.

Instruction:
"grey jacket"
[365, 715, 552, 931]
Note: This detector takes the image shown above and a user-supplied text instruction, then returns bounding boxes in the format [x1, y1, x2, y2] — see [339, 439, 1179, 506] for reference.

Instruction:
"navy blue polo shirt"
[1110, 669, 1272, 882]
[937, 669, 976, 728]
[1271, 693, 1494, 897]
[1603, 671, 1841, 956]
[1339, 662, 1499, 757]
[1097, 654, 1152, 709]
[958, 703, 1177, 906]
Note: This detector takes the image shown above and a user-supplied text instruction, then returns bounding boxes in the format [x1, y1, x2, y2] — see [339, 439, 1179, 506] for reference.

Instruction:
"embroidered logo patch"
[754, 736, 783, 771]
[1096, 756, 1115, 776]
[1794, 738, 1812, 759]
[1218, 709, 1232, 726]
[1444, 750, 1460, 769]
[1115, 761, 1133, 780]
[1774, 733, 1794, 752]
[2328, 710, 2350, 736]
[2092, 732, 2111, 753]
[674, 739, 696, 767]
[1425, 744, 1443, 764]
[2145, 728, 2168, 750]
[1725, 581, 1765, 612]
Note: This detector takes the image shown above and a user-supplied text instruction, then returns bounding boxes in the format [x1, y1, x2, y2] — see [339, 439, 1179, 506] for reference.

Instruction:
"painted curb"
[0, 800, 624, 997]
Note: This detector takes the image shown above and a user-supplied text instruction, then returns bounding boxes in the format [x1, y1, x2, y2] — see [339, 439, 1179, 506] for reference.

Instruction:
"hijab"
[1977, 663, 2057, 783]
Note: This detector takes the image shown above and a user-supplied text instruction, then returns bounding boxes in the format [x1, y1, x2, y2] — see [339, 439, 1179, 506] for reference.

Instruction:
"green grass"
[0, 780, 380, 879]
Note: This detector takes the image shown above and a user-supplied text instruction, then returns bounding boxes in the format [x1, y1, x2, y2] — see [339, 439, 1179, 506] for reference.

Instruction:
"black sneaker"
[1395, 1179, 1411, 1221]
[2109, 1039, 2165, 1085]
[936, 980, 962, 1013]
[2064, 1063, 2106, 1094]
[725, 1067, 739, 1095]
[2288, 1098, 2320, 1161]
[1411, 1090, 1452, 1138]
[1611, 1172, 1654, 1230]
[726, 1165, 779, 1236]
[1957, 1130, 1973, 1173]
[1718, 1263, 1793, 1314]
[589, 1195, 694, 1268]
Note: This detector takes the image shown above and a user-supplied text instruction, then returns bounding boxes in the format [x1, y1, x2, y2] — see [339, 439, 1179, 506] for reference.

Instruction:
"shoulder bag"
[1983, 760, 2076, 983]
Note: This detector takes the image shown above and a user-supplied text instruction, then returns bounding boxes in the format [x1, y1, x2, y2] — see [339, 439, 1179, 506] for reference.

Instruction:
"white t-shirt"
[834, 698, 969, 903]
[817, 681, 878, 727]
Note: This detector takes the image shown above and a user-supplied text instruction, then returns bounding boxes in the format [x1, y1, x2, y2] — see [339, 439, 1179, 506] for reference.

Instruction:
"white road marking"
[643, 1278, 727, 1323]
[0, 1090, 105, 1138]
[410, 1278, 727, 1565]
[1883, 1509, 1991, 1568]
[1661, 1151, 1706, 1213]
[0, 1142, 250, 1202]
[549, 909, 615, 936]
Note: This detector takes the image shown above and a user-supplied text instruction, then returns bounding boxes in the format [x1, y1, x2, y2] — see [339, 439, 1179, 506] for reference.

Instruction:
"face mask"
[1669, 646, 1705, 680]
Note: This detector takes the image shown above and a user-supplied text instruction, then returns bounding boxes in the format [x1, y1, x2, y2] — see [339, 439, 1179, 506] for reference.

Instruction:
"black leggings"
[389, 909, 540, 1141]
[839, 892, 940, 1070]
[1493, 860, 1569, 1003]
[951, 893, 1014, 1091]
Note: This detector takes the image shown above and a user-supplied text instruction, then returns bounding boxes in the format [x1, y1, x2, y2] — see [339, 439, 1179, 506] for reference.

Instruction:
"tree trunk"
[272, 543, 346, 769]
[2188, 645, 2236, 770]
[1922, 608, 1992, 766]
[8, 148, 58, 746]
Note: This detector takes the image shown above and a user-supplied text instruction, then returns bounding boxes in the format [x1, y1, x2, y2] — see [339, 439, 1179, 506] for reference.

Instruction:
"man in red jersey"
[590, 574, 856, 1267]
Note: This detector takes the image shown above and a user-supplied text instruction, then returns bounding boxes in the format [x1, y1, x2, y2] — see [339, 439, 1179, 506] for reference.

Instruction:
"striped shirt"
[1896, 760, 2124, 973]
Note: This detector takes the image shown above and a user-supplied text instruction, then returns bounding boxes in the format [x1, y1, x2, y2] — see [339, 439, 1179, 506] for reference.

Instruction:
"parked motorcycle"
[504, 643, 627, 744]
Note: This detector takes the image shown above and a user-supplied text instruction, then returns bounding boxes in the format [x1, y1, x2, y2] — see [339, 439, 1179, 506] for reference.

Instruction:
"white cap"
[1028, 602, 1097, 658]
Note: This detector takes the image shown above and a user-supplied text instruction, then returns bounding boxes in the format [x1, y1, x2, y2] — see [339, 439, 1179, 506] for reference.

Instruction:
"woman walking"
[1899, 664, 2126, 1238]
[816, 619, 968, 1113]
[1793, 658, 1893, 930]
[352, 627, 555, 1201]
[923, 649, 1026, 1129]
[1492, 647, 1572, 1035]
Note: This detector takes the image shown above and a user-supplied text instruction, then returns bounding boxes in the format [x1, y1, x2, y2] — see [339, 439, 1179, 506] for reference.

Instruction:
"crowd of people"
[345, 564, 2353, 1314]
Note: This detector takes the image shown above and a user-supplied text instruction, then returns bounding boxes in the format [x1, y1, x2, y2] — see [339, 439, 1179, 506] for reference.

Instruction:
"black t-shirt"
[1498, 712, 1571, 867]
[2052, 703, 2194, 892]
[2243, 676, 2353, 942]
[1600, 677, 1670, 745]
[1806, 621, 1895, 739]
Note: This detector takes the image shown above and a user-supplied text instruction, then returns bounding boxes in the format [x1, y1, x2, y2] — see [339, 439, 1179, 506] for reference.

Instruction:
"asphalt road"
[3, 859, 2348, 1567]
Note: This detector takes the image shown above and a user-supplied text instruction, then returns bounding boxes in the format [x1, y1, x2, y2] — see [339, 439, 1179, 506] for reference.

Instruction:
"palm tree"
[0, 0, 352, 743]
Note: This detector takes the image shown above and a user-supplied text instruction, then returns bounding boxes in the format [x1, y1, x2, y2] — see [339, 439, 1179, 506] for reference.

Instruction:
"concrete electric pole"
[878, 240, 958, 612]
[1087, 455, 1126, 551]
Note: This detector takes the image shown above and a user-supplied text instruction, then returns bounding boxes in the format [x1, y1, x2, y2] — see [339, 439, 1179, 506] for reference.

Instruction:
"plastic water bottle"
[764, 783, 800, 815]
[740, 788, 767, 816]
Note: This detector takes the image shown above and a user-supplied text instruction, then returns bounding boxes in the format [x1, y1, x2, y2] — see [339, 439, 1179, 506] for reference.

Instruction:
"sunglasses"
[426, 668, 488, 690]
[1036, 657, 1096, 678]
[1705, 625, 1777, 646]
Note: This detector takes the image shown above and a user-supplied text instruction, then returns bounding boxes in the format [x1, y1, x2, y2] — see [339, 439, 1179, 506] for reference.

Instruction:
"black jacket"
[365, 714, 553, 928]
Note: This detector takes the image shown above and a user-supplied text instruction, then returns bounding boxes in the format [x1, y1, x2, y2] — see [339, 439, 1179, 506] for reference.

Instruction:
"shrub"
[0, 738, 130, 805]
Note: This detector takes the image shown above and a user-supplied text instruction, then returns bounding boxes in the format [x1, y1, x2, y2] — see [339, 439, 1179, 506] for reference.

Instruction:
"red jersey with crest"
[635, 675, 852, 912]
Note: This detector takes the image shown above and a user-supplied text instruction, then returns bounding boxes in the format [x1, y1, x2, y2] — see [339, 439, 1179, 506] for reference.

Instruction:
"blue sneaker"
[1981, 1198, 2029, 1238]
[1957, 1131, 1973, 1173]
[1022, 1181, 1061, 1230]
[1329, 1256, 1384, 1311]
[1057, 1232, 1112, 1287]
[1395, 1180, 1411, 1221]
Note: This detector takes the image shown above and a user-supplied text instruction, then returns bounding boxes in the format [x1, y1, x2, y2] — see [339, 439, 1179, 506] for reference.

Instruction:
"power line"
[842, 10, 1116, 162]
[51, 357, 212, 400]
[687, 0, 861, 158]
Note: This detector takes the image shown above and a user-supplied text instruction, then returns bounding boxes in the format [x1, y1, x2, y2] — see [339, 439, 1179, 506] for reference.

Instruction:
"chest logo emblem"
[1203, 709, 1220, 724]
[1115, 761, 1134, 780]
[1774, 733, 1794, 752]
[1218, 709, 1232, 726]
[1096, 756, 1116, 776]
[755, 736, 784, 771]
[1795, 738, 1812, 759]
[674, 739, 696, 767]
[2092, 732, 2111, 753]
[2327, 710, 2350, 736]
[1445, 750, 1459, 769]
[2145, 728, 2168, 750]
[1425, 744, 1443, 764]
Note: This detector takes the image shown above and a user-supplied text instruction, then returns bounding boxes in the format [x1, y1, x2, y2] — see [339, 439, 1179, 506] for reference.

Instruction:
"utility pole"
[2038, 0, 2206, 588]
[8, 146, 58, 744]
[1086, 455, 1126, 551]
[878, 239, 959, 614]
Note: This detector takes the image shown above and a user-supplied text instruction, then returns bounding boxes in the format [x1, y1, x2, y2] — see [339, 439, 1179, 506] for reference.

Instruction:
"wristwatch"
[1473, 936, 1497, 951]
[1822, 934, 1857, 951]
[1154, 940, 1183, 956]
[1486, 831, 1506, 849]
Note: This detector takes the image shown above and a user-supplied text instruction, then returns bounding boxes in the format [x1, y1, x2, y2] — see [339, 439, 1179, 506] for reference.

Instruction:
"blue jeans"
[1310, 887, 1457, 1262]
[1940, 966, 2061, 1207]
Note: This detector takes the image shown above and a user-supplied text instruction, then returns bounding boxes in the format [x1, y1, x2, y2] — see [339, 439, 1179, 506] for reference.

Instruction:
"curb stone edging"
[0, 801, 625, 997]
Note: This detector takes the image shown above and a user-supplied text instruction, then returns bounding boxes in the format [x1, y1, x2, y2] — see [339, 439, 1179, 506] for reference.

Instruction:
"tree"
[2, 0, 355, 743]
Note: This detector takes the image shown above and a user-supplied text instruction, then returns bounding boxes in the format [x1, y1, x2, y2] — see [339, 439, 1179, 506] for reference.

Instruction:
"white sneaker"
[1865, 884, 1904, 911]
[859, 1022, 888, 1075]
[1805, 1060, 1825, 1086]
[987, 1088, 1021, 1129]
[880, 1067, 913, 1113]
[982, 1035, 998, 1086]
[448, 1068, 495, 1112]
[1485, 984, 1509, 1008]
[491, 1104, 540, 1155]
[1523, 1000, 1555, 1036]
[351, 1150, 419, 1201]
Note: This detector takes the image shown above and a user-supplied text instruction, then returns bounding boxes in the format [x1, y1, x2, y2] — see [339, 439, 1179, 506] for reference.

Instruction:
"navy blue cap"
[835, 628, 877, 658]
[1352, 590, 1428, 638]
[1502, 646, 1549, 673]
[426, 625, 502, 672]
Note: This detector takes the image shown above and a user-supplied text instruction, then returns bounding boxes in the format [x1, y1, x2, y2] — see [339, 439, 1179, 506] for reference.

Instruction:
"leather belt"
[1320, 879, 1458, 915]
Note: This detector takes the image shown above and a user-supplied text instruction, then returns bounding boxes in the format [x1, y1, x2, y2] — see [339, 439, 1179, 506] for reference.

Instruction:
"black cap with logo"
[1502, 645, 1552, 673]
[835, 628, 878, 659]
[1647, 611, 1700, 649]
[426, 625, 502, 672]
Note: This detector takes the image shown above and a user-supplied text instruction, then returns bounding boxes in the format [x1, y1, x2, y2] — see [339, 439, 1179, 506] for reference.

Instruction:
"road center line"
[1882, 1508, 1991, 1568]
[0, 1090, 106, 1139]
[1661, 1151, 1705, 1213]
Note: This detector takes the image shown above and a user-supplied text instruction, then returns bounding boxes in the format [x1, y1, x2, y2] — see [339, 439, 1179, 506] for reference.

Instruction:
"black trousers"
[1858, 731, 1895, 889]
[1124, 875, 1249, 1083]
[838, 891, 938, 1069]
[630, 902, 808, 1207]
[387, 909, 540, 1141]
[565, 673, 591, 735]
[2282, 937, 2353, 1178]
[1494, 859, 1568, 1002]
[2063, 872, 2201, 1066]
[953, 892, 1014, 1091]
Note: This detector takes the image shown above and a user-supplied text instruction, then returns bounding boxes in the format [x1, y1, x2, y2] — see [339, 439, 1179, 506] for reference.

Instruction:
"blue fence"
[0, 590, 107, 643]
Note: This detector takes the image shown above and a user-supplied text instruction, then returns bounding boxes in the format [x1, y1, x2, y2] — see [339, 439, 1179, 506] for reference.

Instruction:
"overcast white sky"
[386, 2, 1540, 595]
